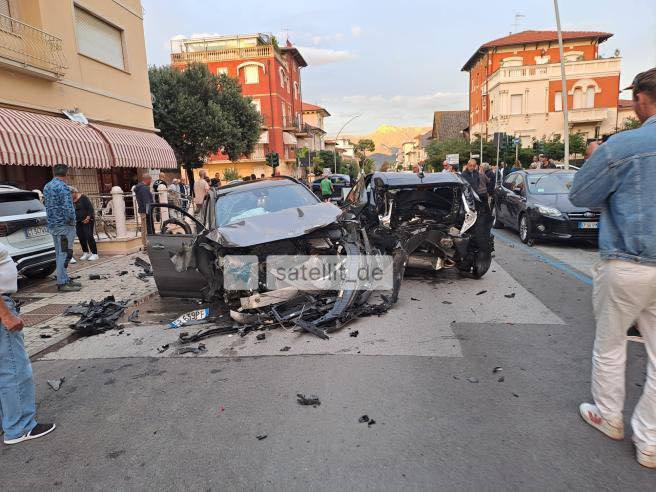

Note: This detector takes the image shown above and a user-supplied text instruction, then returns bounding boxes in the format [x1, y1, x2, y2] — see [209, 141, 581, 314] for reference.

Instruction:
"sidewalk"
[15, 252, 159, 357]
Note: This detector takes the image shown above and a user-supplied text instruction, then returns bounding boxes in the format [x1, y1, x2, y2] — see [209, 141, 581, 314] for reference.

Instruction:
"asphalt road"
[2, 231, 654, 490]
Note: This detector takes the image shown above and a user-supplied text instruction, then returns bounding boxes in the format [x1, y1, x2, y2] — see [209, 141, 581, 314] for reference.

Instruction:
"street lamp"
[554, 0, 570, 169]
[332, 114, 362, 174]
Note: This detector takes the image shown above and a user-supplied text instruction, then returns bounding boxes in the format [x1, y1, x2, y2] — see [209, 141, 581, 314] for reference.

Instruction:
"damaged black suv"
[145, 172, 492, 336]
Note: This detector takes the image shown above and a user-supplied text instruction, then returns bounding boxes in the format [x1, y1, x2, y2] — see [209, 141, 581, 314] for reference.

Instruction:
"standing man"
[133, 173, 153, 249]
[461, 159, 480, 191]
[441, 160, 452, 173]
[43, 164, 80, 292]
[570, 68, 656, 469]
[72, 188, 98, 261]
[320, 173, 334, 202]
[0, 243, 56, 444]
[194, 170, 210, 216]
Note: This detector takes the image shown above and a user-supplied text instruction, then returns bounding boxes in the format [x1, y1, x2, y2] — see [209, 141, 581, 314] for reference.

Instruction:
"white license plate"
[578, 222, 598, 229]
[25, 226, 48, 238]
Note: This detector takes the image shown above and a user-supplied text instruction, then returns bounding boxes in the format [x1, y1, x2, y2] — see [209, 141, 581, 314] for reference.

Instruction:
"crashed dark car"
[145, 173, 493, 338]
[344, 172, 494, 278]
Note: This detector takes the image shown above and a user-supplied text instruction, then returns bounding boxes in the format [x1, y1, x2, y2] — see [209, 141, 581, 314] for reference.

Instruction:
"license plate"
[578, 222, 598, 229]
[25, 226, 48, 238]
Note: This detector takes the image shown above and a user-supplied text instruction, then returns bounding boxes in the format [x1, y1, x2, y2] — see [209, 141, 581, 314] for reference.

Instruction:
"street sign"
[446, 154, 459, 165]
[513, 138, 521, 145]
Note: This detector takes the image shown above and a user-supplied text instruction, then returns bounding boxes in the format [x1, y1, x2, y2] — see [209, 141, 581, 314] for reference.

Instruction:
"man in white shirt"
[0, 244, 56, 444]
[193, 170, 210, 217]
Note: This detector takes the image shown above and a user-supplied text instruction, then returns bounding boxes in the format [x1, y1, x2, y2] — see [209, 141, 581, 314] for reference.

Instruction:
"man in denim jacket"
[570, 68, 656, 469]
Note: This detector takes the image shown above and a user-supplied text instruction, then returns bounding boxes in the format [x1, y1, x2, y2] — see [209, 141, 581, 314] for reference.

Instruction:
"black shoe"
[4, 423, 56, 445]
[627, 324, 644, 344]
[68, 279, 82, 287]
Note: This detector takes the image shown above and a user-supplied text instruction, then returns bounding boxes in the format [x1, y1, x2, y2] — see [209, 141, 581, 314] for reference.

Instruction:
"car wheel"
[519, 214, 531, 244]
[472, 252, 492, 278]
[492, 205, 504, 229]
[23, 263, 56, 279]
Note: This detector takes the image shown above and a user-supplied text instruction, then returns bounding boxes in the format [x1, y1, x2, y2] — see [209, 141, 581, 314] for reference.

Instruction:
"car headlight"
[536, 205, 562, 217]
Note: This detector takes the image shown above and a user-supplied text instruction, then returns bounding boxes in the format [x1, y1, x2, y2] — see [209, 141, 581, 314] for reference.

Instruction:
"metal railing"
[171, 44, 283, 65]
[0, 13, 66, 77]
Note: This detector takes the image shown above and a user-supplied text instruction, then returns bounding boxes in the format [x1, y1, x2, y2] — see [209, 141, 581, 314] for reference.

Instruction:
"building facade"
[299, 102, 329, 152]
[462, 30, 632, 147]
[0, 0, 176, 194]
[170, 33, 307, 179]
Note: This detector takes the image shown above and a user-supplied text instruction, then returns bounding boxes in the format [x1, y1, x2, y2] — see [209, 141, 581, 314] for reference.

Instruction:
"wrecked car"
[145, 173, 492, 338]
[344, 171, 494, 279]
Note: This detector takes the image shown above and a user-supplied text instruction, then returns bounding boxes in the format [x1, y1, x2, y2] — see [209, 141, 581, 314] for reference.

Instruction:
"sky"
[141, 0, 656, 135]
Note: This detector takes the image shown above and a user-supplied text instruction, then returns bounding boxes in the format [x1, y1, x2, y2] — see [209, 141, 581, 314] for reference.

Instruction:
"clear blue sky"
[142, 0, 656, 135]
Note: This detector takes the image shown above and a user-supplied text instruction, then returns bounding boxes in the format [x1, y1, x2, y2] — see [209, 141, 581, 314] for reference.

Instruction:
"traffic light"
[265, 152, 280, 168]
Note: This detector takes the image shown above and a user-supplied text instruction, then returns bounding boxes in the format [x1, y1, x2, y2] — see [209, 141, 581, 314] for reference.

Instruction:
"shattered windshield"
[215, 183, 319, 227]
[528, 173, 575, 194]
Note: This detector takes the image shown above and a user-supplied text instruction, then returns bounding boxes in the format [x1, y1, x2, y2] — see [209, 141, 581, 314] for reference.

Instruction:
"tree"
[425, 138, 475, 170]
[223, 168, 240, 181]
[149, 63, 262, 185]
[621, 116, 641, 131]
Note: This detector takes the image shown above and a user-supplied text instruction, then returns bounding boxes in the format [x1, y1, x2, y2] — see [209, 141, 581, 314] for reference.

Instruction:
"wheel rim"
[520, 216, 527, 241]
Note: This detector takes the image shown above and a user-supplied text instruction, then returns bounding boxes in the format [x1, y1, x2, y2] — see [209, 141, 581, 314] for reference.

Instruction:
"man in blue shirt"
[570, 68, 656, 469]
[43, 164, 81, 292]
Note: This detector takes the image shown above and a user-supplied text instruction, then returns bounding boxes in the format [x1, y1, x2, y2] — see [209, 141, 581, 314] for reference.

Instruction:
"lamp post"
[554, 0, 570, 169]
[332, 114, 361, 174]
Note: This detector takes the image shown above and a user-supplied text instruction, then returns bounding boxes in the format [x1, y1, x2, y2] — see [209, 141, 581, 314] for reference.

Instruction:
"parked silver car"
[0, 185, 56, 279]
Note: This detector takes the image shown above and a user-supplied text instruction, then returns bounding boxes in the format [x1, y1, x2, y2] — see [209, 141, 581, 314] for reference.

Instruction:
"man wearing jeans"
[570, 67, 656, 469]
[43, 164, 81, 292]
[0, 243, 56, 444]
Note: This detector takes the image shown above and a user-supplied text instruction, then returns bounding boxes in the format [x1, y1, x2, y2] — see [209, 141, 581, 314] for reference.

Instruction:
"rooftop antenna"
[512, 12, 525, 33]
[281, 27, 290, 43]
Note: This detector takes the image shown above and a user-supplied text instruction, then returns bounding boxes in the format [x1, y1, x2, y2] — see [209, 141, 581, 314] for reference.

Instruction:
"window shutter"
[0, 0, 10, 17]
[585, 87, 595, 108]
[244, 65, 259, 84]
[555, 92, 562, 112]
[510, 94, 523, 115]
[75, 8, 124, 69]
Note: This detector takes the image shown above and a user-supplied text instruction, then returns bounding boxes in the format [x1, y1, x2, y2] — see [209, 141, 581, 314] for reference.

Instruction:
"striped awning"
[91, 123, 178, 169]
[282, 131, 297, 145]
[257, 130, 269, 144]
[0, 107, 112, 168]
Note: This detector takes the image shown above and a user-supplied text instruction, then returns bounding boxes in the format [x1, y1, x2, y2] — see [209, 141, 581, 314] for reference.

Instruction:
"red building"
[462, 30, 633, 145]
[171, 33, 307, 178]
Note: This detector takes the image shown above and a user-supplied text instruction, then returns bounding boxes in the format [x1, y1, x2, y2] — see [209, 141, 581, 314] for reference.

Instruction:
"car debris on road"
[296, 394, 321, 406]
[64, 296, 127, 336]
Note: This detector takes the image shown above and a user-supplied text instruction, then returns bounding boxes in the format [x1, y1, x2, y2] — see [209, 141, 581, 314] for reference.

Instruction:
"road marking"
[493, 231, 593, 286]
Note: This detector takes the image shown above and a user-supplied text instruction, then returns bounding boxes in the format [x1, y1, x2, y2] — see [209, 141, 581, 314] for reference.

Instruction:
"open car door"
[146, 204, 206, 298]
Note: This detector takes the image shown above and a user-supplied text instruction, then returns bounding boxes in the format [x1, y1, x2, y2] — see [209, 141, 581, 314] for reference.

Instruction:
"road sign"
[446, 154, 459, 165]
[513, 138, 521, 145]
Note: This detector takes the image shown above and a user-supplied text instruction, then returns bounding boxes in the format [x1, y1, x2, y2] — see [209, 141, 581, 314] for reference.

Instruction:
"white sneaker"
[636, 446, 656, 469]
[579, 403, 624, 440]
[87, 254, 99, 261]
[80, 253, 90, 261]
[69, 257, 77, 264]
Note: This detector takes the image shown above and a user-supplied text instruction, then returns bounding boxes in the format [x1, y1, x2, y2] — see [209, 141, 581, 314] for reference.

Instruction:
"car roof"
[371, 171, 463, 187]
[214, 176, 305, 196]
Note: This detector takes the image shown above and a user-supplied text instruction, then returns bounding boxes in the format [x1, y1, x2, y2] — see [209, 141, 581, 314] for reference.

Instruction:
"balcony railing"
[171, 44, 283, 65]
[487, 58, 621, 90]
[0, 13, 66, 79]
[568, 107, 608, 123]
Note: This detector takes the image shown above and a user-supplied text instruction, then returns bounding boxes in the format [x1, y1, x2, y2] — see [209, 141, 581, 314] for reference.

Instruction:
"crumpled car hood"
[206, 202, 343, 247]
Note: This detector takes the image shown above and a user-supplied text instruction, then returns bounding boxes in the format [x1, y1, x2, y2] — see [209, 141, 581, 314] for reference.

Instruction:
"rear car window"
[0, 192, 45, 217]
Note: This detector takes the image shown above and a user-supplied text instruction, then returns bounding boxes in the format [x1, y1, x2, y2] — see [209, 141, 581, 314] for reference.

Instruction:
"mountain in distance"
[344, 124, 431, 156]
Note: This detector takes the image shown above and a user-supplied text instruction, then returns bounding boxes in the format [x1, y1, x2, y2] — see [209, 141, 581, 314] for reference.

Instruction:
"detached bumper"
[13, 248, 57, 274]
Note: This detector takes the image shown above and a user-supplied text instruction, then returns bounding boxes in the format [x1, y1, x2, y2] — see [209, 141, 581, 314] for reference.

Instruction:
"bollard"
[158, 183, 169, 221]
[110, 186, 128, 239]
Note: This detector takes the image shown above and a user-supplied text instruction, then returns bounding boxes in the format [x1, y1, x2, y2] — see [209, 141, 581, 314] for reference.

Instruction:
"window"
[585, 86, 595, 108]
[281, 103, 287, 127]
[0, 0, 10, 17]
[510, 94, 523, 115]
[554, 91, 562, 112]
[244, 65, 259, 84]
[501, 57, 523, 68]
[279, 67, 285, 88]
[217, 67, 228, 76]
[564, 52, 583, 62]
[75, 7, 125, 70]
[251, 98, 261, 113]
[573, 88, 583, 109]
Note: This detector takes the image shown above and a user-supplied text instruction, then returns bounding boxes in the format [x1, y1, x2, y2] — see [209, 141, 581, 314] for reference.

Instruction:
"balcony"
[0, 13, 66, 80]
[568, 107, 608, 123]
[171, 44, 284, 66]
[487, 58, 621, 90]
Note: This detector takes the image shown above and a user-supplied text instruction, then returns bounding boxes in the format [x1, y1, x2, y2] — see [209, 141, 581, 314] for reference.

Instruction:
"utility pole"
[333, 114, 361, 174]
[554, 0, 570, 169]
